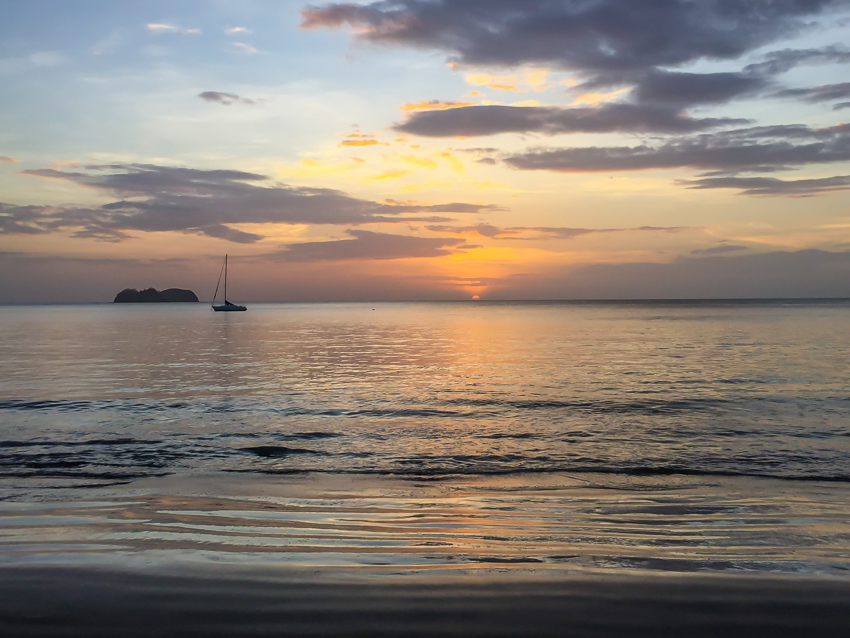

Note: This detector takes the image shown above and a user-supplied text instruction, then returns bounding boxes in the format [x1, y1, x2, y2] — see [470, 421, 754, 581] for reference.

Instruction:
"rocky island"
[113, 288, 199, 303]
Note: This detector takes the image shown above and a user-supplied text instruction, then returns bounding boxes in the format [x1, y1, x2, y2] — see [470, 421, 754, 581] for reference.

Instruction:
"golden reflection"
[3, 475, 849, 573]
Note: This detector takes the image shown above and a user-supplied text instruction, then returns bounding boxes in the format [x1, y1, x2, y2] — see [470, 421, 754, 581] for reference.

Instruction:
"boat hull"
[212, 304, 247, 312]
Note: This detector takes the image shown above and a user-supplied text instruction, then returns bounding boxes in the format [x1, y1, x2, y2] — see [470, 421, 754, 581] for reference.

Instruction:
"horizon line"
[3, 297, 850, 307]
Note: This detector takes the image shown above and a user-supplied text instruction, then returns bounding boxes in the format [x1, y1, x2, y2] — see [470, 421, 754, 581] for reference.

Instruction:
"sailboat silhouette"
[211, 255, 247, 312]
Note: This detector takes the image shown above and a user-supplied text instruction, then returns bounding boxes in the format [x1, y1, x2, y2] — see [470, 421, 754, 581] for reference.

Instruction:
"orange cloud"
[464, 69, 570, 93]
[340, 132, 388, 147]
[400, 100, 477, 113]
[286, 158, 363, 178]
[340, 139, 384, 147]
[371, 169, 412, 181]
[401, 155, 439, 169]
[570, 87, 629, 106]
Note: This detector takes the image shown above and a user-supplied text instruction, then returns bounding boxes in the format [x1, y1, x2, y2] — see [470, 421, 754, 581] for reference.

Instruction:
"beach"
[5, 565, 850, 637]
[2, 470, 850, 636]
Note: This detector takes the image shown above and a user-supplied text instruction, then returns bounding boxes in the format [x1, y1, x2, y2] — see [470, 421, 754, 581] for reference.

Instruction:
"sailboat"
[211, 254, 247, 312]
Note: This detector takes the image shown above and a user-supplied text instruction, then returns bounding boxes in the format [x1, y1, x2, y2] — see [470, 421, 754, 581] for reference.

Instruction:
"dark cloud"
[836, 101, 850, 110]
[743, 45, 850, 75]
[691, 244, 750, 255]
[305, 1, 850, 152]
[425, 223, 505, 237]
[774, 81, 850, 103]
[0, 251, 485, 303]
[395, 103, 745, 137]
[5, 247, 849, 303]
[630, 70, 767, 107]
[0, 204, 53, 235]
[273, 229, 470, 261]
[302, 1, 846, 74]
[487, 249, 850, 299]
[425, 223, 689, 239]
[681, 174, 850, 196]
[198, 91, 258, 105]
[306, 1, 850, 146]
[505, 123, 850, 173]
[194, 223, 265, 243]
[515, 225, 689, 238]
[0, 156, 18, 164]
[5, 164, 497, 242]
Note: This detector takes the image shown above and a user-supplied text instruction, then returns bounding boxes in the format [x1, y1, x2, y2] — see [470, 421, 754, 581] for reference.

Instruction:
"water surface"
[1, 301, 849, 575]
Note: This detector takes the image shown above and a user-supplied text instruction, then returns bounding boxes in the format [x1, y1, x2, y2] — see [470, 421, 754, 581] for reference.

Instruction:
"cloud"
[488, 249, 850, 299]
[425, 223, 506, 237]
[5, 247, 849, 303]
[774, 81, 850, 103]
[0, 52, 66, 75]
[0, 204, 55, 235]
[425, 223, 689, 239]
[224, 27, 252, 35]
[273, 229, 470, 261]
[301, 1, 846, 76]
[147, 23, 201, 35]
[400, 100, 477, 113]
[194, 224, 264, 244]
[28, 51, 66, 66]
[505, 123, 850, 173]
[4, 164, 498, 242]
[303, 0, 850, 149]
[0, 156, 18, 164]
[508, 225, 690, 239]
[230, 42, 259, 54]
[630, 70, 768, 107]
[681, 174, 850, 196]
[339, 132, 387, 146]
[691, 244, 750, 255]
[744, 45, 850, 76]
[395, 104, 745, 137]
[836, 101, 850, 110]
[198, 91, 258, 106]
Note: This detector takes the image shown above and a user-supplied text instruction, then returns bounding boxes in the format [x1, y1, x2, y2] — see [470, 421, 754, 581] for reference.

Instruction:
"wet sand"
[3, 565, 850, 637]
[3, 472, 850, 636]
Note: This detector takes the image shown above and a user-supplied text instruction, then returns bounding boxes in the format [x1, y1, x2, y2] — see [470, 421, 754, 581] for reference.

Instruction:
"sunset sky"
[3, 0, 850, 302]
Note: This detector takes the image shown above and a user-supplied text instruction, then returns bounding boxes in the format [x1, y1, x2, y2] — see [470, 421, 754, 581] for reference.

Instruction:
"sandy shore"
[3, 473, 850, 635]
[3, 565, 850, 637]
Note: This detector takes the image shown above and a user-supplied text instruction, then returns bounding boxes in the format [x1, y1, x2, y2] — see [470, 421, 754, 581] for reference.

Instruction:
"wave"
[0, 469, 166, 481]
[442, 397, 731, 415]
[240, 445, 328, 458]
[0, 438, 163, 448]
[4, 396, 848, 425]
[231, 464, 850, 484]
[0, 396, 731, 417]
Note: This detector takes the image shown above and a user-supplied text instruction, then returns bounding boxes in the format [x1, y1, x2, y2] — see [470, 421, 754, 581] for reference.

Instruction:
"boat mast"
[224, 254, 227, 302]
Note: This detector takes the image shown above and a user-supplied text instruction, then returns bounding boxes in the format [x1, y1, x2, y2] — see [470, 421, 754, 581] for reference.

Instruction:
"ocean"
[2, 301, 850, 578]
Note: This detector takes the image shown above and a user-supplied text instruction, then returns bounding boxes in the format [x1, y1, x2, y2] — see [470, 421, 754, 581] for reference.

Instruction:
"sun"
[471, 295, 480, 300]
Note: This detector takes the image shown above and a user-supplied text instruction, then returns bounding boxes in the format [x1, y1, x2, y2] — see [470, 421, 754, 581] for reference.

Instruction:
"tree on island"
[113, 288, 199, 303]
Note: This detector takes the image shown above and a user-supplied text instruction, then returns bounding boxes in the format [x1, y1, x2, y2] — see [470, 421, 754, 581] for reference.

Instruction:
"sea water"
[1, 301, 849, 575]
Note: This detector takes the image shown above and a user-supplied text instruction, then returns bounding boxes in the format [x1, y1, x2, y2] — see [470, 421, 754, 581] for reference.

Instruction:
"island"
[113, 288, 199, 303]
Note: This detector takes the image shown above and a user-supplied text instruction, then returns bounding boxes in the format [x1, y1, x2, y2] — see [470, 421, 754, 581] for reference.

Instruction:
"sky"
[2, 0, 850, 302]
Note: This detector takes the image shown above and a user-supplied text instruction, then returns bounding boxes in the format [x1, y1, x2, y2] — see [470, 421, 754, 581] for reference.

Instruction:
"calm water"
[1, 301, 849, 575]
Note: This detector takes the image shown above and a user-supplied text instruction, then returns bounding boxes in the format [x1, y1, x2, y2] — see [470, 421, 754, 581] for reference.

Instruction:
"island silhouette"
[113, 288, 199, 303]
